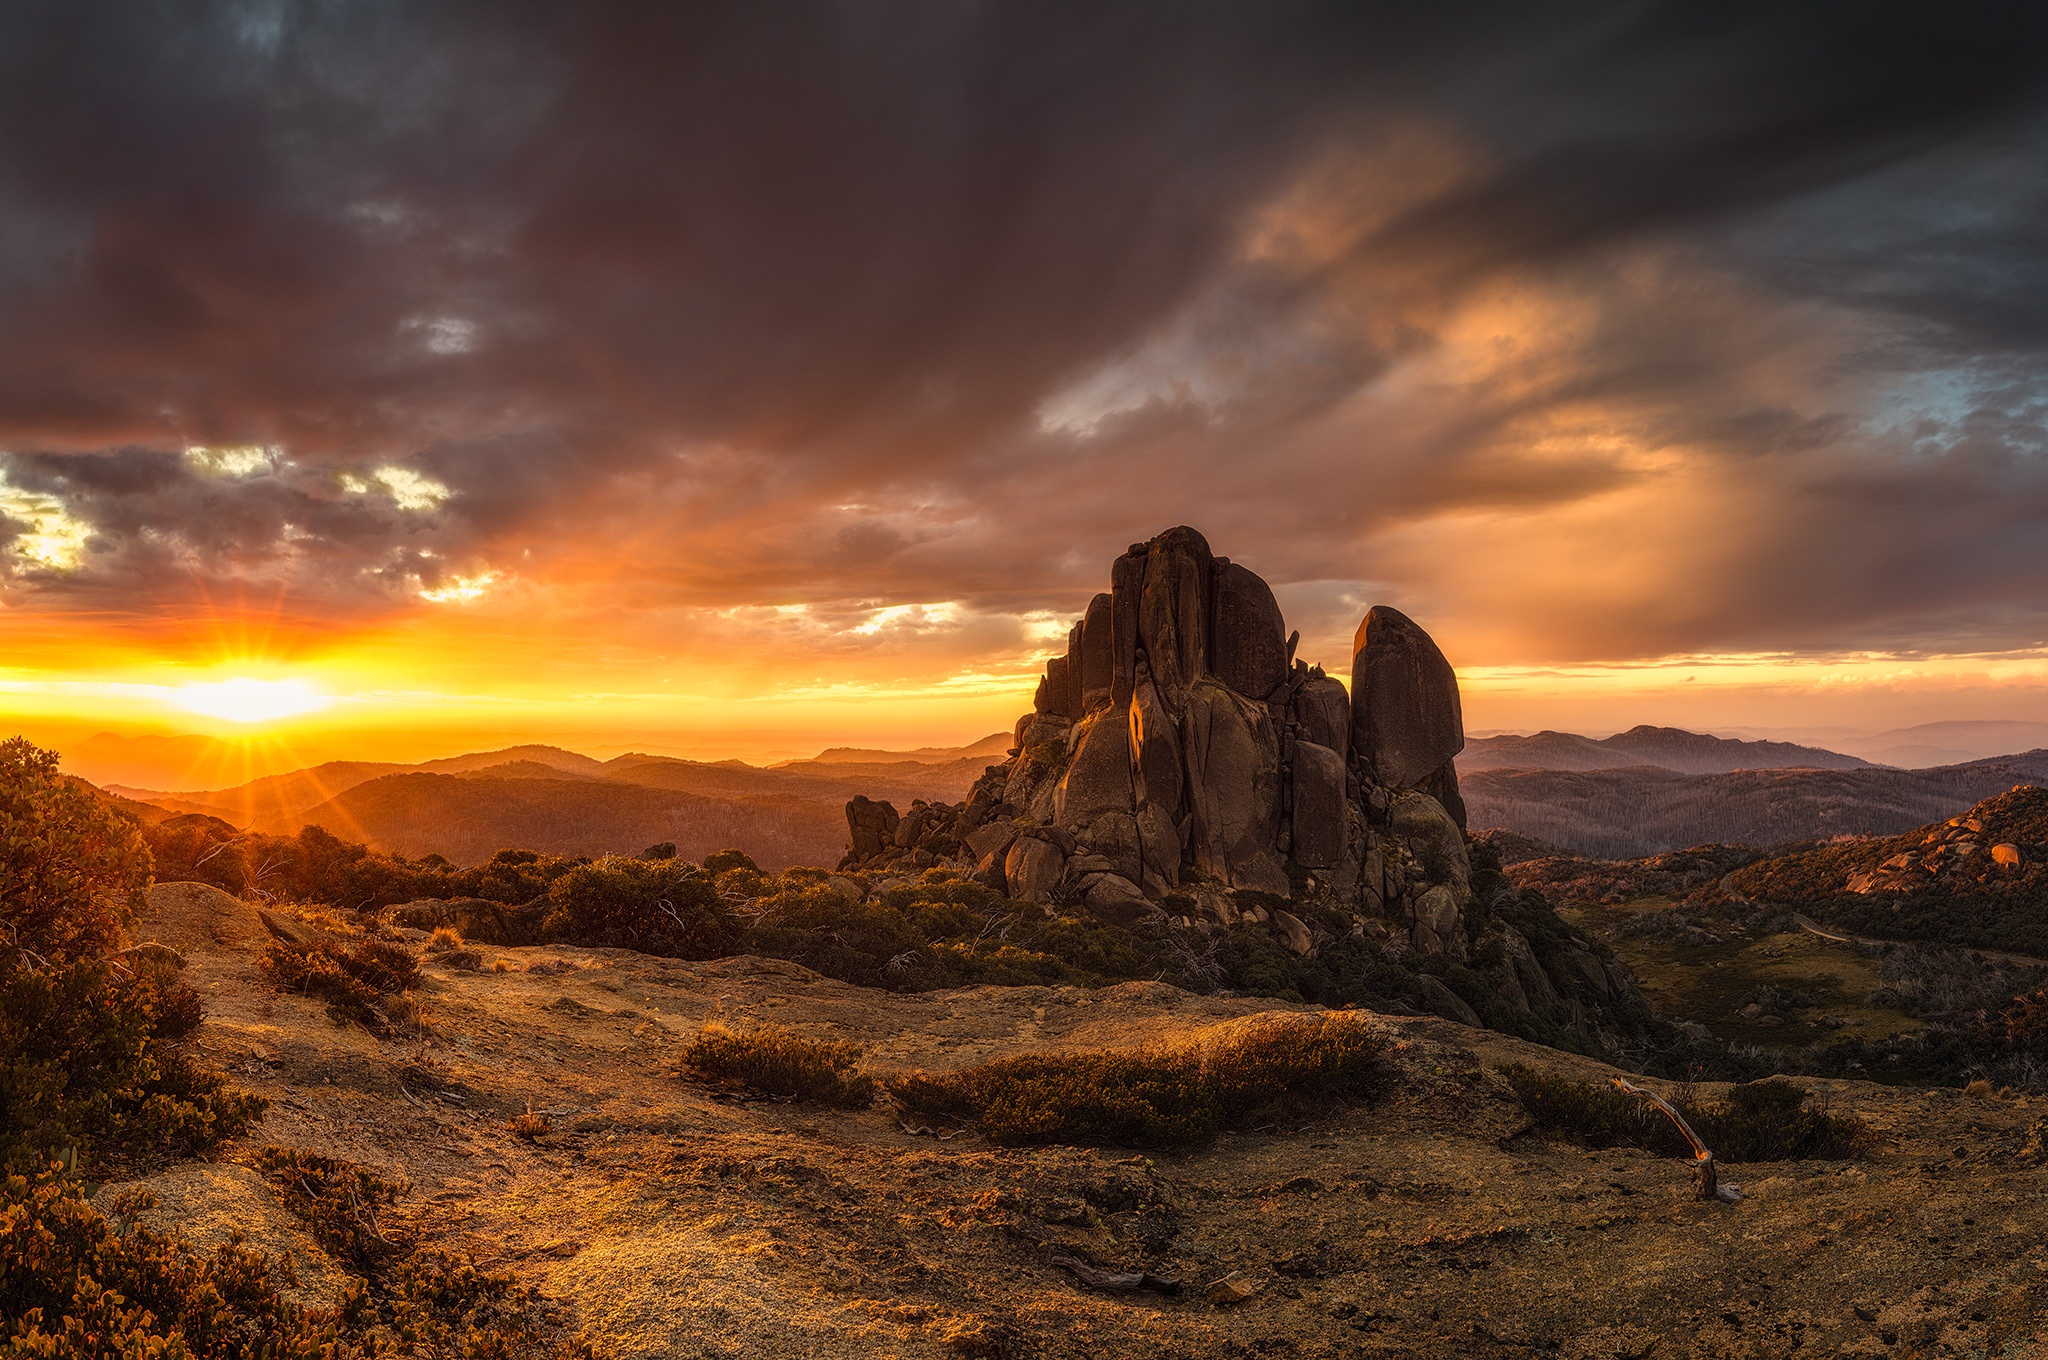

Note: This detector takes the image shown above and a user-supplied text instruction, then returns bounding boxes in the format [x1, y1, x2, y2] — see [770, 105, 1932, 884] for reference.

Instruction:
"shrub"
[253, 1145, 410, 1268]
[0, 736, 151, 965]
[701, 848, 760, 876]
[0, 954, 267, 1174]
[680, 1023, 876, 1108]
[1501, 1065, 1867, 1162]
[262, 937, 424, 1032]
[542, 857, 735, 957]
[0, 1162, 591, 1359]
[889, 1013, 1390, 1148]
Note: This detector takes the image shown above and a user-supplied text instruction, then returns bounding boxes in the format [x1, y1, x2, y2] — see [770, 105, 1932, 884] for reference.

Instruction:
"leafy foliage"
[0, 953, 266, 1174]
[680, 1024, 876, 1107]
[0, 737, 262, 1175]
[1500, 1065, 1867, 1162]
[540, 856, 737, 956]
[1, 736, 151, 964]
[889, 1013, 1390, 1147]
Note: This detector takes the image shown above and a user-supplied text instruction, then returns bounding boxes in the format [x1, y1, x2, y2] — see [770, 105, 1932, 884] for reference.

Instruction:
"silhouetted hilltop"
[108, 736, 1011, 868]
[1461, 724, 1868, 774]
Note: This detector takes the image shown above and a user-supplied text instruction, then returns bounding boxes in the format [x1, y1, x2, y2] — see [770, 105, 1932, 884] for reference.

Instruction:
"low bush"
[0, 1159, 591, 1359]
[1, 737, 151, 965]
[1501, 1065, 1867, 1161]
[889, 1013, 1390, 1148]
[542, 857, 736, 957]
[680, 1023, 876, 1108]
[253, 1145, 410, 1267]
[262, 936, 424, 1032]
[0, 738, 264, 1177]
[1, 953, 267, 1174]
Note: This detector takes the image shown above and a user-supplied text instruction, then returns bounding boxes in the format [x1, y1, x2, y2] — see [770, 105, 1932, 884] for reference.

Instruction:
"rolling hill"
[1462, 753, 2048, 859]
[109, 735, 1013, 869]
[1459, 724, 1869, 774]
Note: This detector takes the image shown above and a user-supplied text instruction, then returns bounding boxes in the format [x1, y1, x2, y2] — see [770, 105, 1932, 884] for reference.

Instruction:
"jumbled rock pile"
[840, 526, 1490, 963]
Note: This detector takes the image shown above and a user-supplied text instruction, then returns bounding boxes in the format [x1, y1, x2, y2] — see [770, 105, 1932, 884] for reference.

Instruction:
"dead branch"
[1050, 1254, 1180, 1295]
[1613, 1076, 1741, 1203]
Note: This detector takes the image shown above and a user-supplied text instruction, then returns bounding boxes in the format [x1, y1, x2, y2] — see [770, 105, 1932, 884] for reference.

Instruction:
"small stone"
[1207, 1275, 1255, 1305]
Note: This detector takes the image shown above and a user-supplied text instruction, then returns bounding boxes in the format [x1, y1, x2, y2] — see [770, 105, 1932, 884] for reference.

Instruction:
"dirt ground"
[127, 884, 2048, 1359]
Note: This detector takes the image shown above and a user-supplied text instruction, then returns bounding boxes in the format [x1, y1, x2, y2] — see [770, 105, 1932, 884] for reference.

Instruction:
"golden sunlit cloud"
[852, 602, 960, 635]
[163, 677, 334, 724]
[0, 473, 92, 570]
[184, 445, 276, 477]
[419, 571, 501, 603]
[371, 467, 451, 511]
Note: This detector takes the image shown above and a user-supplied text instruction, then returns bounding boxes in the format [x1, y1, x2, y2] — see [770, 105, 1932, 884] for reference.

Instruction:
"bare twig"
[1613, 1077, 1740, 1202]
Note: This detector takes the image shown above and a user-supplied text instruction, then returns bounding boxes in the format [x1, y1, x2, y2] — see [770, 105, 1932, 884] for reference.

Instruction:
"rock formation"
[840, 527, 1502, 970]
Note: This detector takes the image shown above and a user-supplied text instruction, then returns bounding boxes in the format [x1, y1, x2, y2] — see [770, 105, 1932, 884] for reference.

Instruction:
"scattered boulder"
[1270, 909, 1313, 957]
[1993, 842, 2024, 868]
[844, 796, 901, 864]
[1005, 837, 1065, 904]
[1409, 885, 1467, 961]
[1350, 605, 1463, 790]
[1082, 872, 1151, 924]
[1413, 974, 1482, 1027]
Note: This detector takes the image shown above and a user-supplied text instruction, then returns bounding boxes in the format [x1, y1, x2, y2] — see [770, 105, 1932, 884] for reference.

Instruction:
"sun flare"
[164, 677, 334, 724]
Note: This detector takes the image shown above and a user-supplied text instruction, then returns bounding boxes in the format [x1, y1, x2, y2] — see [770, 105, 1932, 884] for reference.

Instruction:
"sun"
[164, 677, 334, 724]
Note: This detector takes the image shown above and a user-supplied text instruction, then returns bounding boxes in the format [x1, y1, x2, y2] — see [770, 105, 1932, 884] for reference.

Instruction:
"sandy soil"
[127, 884, 2048, 1359]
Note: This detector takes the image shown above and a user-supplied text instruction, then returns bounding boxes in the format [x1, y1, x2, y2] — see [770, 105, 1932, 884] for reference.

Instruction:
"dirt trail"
[1790, 911, 2048, 970]
[131, 885, 2048, 1359]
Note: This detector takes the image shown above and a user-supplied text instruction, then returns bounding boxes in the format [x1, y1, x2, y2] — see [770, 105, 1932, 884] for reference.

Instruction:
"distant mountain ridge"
[103, 734, 1014, 869]
[1460, 724, 1869, 775]
[1464, 751, 2048, 859]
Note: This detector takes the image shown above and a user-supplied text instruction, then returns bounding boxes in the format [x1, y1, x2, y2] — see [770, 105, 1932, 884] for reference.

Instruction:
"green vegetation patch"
[1501, 1065, 1867, 1162]
[889, 1013, 1391, 1148]
[680, 1023, 877, 1108]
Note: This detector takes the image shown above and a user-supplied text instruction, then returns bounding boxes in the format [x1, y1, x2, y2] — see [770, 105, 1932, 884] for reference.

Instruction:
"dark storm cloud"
[2, 0, 2047, 663]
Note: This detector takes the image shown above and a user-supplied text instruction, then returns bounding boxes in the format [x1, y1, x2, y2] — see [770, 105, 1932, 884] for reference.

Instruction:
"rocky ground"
[130, 883, 2048, 1359]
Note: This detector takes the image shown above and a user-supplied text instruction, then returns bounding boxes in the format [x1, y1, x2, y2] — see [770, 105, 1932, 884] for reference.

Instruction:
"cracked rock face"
[842, 526, 1479, 962]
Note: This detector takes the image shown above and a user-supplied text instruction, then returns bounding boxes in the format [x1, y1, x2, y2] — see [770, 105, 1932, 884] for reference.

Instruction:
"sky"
[5, 1, 2048, 782]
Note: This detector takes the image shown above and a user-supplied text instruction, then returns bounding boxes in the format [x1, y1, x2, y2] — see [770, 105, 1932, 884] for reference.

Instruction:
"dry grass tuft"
[426, 926, 464, 952]
[261, 937, 425, 1033]
[679, 1023, 876, 1108]
[889, 1013, 1390, 1148]
[510, 1103, 552, 1140]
